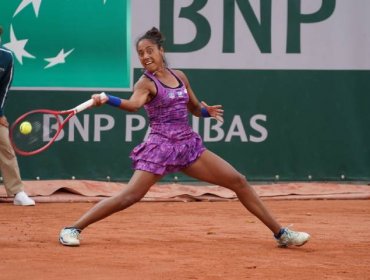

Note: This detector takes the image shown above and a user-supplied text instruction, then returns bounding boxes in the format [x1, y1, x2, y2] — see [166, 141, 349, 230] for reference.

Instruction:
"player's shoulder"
[171, 68, 186, 78]
[171, 69, 189, 85]
[134, 74, 156, 92]
[135, 74, 152, 87]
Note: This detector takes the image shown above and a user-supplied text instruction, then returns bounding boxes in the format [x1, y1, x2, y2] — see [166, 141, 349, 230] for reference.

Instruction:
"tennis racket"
[10, 92, 107, 156]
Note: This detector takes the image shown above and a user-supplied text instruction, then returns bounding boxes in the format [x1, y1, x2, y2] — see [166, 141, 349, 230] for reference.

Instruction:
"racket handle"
[74, 92, 108, 113]
[100, 92, 108, 99]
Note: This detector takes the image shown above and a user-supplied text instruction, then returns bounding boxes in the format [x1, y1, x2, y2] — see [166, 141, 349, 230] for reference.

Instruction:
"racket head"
[10, 109, 65, 156]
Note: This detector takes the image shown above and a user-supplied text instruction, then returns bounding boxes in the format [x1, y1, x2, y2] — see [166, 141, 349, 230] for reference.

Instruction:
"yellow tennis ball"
[20, 121, 32, 135]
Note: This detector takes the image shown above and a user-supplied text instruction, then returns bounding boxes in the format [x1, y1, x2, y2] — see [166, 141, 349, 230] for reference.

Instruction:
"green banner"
[7, 69, 370, 182]
[0, 0, 131, 90]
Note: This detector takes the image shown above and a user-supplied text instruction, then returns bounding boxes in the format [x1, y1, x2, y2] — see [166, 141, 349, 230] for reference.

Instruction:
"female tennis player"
[59, 27, 310, 248]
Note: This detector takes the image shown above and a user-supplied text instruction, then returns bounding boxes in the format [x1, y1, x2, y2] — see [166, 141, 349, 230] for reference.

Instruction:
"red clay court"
[1, 181, 369, 279]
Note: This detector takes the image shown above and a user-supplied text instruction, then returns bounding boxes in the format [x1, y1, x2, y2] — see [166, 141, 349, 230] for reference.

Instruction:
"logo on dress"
[168, 91, 175, 99]
[168, 90, 187, 99]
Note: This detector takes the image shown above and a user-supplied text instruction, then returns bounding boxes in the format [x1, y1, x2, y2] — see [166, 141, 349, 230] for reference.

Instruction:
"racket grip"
[100, 92, 107, 99]
[74, 92, 108, 113]
[74, 99, 94, 113]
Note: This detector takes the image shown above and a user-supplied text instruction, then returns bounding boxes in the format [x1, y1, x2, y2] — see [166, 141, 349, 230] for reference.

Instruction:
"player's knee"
[116, 192, 144, 210]
[229, 173, 248, 192]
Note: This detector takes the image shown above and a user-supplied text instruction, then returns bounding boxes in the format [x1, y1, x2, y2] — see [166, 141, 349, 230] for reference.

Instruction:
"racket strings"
[12, 112, 61, 153]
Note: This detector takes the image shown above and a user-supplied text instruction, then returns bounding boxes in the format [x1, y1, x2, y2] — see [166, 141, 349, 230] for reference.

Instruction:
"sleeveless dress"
[130, 69, 206, 175]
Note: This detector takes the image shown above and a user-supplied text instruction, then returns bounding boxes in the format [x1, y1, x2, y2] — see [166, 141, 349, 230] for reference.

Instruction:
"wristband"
[201, 107, 211, 118]
[106, 94, 122, 107]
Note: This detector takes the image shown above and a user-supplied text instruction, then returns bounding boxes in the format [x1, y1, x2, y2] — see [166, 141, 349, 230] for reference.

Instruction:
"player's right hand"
[91, 93, 108, 107]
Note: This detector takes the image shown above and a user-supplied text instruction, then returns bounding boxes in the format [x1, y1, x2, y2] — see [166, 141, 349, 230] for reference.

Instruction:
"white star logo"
[14, 0, 43, 18]
[3, 25, 35, 64]
[44, 48, 74, 69]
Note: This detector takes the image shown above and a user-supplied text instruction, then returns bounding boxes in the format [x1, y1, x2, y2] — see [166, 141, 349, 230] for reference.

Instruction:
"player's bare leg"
[182, 150, 282, 234]
[182, 150, 310, 247]
[59, 170, 161, 246]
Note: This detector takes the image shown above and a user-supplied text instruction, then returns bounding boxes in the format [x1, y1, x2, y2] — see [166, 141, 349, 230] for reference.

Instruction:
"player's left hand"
[201, 101, 224, 123]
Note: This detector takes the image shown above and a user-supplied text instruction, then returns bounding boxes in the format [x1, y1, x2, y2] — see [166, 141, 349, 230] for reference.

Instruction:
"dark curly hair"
[136, 27, 165, 50]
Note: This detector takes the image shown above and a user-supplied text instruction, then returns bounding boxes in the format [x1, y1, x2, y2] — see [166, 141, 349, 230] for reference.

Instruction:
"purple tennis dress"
[130, 69, 206, 175]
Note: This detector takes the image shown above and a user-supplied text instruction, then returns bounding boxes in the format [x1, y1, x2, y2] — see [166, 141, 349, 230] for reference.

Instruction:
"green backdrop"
[7, 69, 370, 182]
[2, 0, 369, 182]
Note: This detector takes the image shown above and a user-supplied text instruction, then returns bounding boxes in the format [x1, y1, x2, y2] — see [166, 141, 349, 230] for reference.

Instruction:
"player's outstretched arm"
[199, 101, 224, 123]
[91, 76, 154, 112]
[175, 69, 224, 122]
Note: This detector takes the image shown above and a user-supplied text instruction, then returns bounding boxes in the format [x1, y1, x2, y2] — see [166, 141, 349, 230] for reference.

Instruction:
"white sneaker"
[14, 191, 36, 206]
[59, 227, 81, 246]
[276, 228, 310, 247]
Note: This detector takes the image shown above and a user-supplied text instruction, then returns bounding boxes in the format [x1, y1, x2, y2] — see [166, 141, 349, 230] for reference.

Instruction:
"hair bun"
[146, 27, 165, 44]
[136, 26, 165, 50]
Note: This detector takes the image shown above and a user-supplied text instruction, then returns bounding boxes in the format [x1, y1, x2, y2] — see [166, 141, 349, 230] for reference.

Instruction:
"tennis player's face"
[137, 39, 164, 73]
